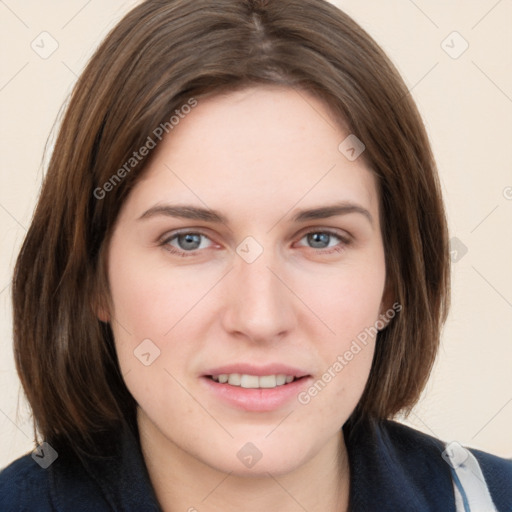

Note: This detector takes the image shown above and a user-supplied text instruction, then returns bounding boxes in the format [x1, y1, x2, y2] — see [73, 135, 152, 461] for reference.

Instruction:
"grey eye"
[175, 233, 204, 250]
[307, 232, 330, 248]
[305, 232, 338, 249]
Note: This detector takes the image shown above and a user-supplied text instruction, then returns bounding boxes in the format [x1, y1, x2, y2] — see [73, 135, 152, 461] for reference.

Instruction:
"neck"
[138, 413, 350, 512]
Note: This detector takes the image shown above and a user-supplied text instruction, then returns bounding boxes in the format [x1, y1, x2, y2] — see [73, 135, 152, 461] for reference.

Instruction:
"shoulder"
[376, 418, 445, 453]
[0, 453, 53, 511]
[344, 418, 512, 511]
[470, 446, 512, 508]
[376, 420, 512, 510]
[1, 427, 161, 512]
[0, 446, 114, 512]
[345, 418, 456, 511]
[378, 419, 512, 465]
[382, 420, 512, 470]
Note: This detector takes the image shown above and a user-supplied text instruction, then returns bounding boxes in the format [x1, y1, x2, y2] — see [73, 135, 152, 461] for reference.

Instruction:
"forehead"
[124, 85, 378, 224]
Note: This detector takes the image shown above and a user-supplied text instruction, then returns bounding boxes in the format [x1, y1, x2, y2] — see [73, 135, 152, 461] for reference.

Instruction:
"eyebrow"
[138, 201, 373, 226]
[291, 202, 373, 225]
[138, 204, 228, 223]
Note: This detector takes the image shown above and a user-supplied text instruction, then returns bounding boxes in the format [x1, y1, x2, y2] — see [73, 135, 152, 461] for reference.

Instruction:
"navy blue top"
[1, 419, 511, 511]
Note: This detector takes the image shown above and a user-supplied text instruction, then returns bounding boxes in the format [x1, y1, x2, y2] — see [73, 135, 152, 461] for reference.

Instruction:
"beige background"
[1, 0, 511, 468]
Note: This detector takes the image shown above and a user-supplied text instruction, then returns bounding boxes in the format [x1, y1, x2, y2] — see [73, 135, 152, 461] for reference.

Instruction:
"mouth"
[207, 373, 306, 389]
[201, 365, 311, 412]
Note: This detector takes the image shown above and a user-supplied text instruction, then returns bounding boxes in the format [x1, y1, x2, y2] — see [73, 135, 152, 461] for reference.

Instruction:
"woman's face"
[105, 85, 390, 475]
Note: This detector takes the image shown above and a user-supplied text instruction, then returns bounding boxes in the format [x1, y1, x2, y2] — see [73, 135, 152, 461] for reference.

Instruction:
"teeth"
[276, 374, 286, 386]
[258, 375, 276, 388]
[211, 373, 297, 388]
[241, 375, 260, 388]
[228, 373, 241, 386]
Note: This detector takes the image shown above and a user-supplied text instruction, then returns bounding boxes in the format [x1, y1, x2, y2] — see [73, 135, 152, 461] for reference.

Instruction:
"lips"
[211, 373, 296, 388]
[205, 363, 308, 377]
[202, 363, 311, 411]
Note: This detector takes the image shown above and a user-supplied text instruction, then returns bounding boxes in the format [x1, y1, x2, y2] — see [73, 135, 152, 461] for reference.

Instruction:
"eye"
[163, 231, 213, 254]
[296, 230, 348, 250]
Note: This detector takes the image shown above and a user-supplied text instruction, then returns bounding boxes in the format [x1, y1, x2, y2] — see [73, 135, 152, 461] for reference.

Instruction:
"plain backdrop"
[1, 0, 511, 468]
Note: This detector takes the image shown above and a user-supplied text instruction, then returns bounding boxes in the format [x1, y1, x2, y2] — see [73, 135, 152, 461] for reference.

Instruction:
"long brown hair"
[13, 0, 450, 453]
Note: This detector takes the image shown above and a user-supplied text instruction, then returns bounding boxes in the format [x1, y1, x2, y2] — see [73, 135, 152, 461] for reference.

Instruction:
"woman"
[1, 0, 510, 510]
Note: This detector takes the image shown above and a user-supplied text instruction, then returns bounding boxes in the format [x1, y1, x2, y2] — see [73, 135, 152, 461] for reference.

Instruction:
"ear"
[377, 279, 397, 331]
[92, 291, 111, 323]
[96, 304, 110, 323]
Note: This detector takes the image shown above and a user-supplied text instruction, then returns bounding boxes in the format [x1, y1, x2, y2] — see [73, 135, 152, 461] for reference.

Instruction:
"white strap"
[443, 441, 498, 512]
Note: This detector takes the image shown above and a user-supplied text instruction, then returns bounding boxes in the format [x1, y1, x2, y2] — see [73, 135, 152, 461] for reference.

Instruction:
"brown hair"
[12, 0, 450, 452]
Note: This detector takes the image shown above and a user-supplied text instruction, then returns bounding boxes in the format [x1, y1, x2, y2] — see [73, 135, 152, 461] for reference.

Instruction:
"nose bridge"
[238, 255, 277, 303]
[221, 246, 294, 340]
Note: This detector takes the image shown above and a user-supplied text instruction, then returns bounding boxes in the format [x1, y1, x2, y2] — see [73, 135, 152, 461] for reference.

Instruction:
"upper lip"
[203, 363, 310, 378]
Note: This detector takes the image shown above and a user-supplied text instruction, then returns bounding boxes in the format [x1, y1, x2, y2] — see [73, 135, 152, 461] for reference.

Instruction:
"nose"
[220, 250, 296, 344]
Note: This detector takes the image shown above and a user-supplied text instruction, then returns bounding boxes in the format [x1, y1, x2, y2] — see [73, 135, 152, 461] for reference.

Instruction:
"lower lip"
[201, 376, 311, 412]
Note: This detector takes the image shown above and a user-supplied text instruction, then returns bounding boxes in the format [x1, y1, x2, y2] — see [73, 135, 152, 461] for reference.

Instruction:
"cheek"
[107, 247, 209, 338]
[294, 259, 386, 342]
[292, 259, 385, 402]
[106, 248, 218, 404]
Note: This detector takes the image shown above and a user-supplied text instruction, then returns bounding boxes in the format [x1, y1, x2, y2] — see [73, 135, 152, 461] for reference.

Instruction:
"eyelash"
[296, 230, 350, 255]
[159, 229, 351, 258]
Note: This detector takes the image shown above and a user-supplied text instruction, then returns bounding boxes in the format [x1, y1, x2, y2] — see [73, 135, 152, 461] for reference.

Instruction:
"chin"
[208, 449, 307, 478]
[192, 432, 320, 478]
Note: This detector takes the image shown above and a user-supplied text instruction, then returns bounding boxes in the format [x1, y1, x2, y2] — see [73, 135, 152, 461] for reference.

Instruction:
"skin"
[103, 85, 391, 511]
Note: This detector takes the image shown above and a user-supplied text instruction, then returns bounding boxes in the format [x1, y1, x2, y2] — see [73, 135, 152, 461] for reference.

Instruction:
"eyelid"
[159, 227, 214, 244]
[295, 227, 352, 245]
[158, 228, 219, 257]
